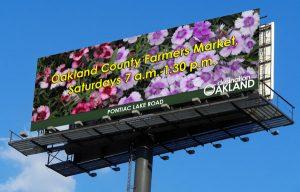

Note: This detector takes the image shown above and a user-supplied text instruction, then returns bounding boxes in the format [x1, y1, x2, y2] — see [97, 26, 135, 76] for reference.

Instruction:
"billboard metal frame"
[259, 22, 275, 99]
[9, 85, 294, 177]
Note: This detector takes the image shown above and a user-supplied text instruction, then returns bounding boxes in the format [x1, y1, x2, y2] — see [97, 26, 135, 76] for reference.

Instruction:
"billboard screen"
[31, 9, 260, 131]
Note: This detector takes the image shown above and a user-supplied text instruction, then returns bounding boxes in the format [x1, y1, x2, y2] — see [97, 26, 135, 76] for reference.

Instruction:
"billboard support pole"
[133, 145, 153, 192]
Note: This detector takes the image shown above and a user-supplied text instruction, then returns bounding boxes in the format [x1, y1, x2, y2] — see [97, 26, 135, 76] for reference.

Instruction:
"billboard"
[31, 9, 260, 131]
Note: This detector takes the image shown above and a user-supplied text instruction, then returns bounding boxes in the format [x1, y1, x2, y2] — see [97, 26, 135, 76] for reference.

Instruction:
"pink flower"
[89, 91, 102, 108]
[61, 90, 79, 103]
[32, 106, 50, 122]
[71, 102, 91, 115]
[39, 81, 49, 89]
[118, 91, 142, 105]
[50, 67, 73, 89]
[71, 61, 85, 69]
[93, 62, 111, 78]
[56, 64, 66, 73]
[39, 67, 51, 89]
[66, 80, 76, 88]
[44, 67, 51, 77]
[50, 72, 66, 89]
[99, 86, 117, 100]
[69, 48, 89, 61]
[93, 43, 113, 59]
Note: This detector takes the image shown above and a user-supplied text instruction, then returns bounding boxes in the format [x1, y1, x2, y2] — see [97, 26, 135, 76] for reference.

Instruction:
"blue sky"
[0, 0, 299, 191]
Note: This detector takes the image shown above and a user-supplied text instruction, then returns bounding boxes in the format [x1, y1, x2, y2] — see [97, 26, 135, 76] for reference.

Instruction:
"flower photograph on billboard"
[32, 9, 260, 130]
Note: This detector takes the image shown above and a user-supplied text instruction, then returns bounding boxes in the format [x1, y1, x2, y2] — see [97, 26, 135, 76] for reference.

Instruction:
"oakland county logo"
[204, 76, 255, 96]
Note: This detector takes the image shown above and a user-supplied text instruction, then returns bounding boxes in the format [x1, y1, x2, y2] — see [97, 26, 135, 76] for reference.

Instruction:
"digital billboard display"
[31, 9, 260, 131]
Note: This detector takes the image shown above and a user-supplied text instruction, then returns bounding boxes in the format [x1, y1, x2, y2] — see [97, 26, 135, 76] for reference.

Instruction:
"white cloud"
[0, 144, 76, 192]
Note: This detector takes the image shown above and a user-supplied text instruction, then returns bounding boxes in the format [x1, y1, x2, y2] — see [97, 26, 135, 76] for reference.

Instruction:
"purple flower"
[145, 76, 170, 99]
[227, 58, 245, 78]
[172, 43, 186, 50]
[213, 65, 230, 84]
[219, 31, 244, 57]
[193, 21, 215, 43]
[197, 50, 219, 72]
[166, 72, 185, 95]
[148, 46, 159, 55]
[243, 67, 257, 78]
[146, 46, 166, 69]
[171, 25, 193, 45]
[166, 58, 175, 69]
[188, 36, 199, 47]
[173, 43, 192, 66]
[118, 91, 142, 105]
[215, 24, 227, 39]
[243, 37, 256, 53]
[116, 47, 130, 63]
[174, 54, 188, 66]
[187, 51, 199, 65]
[235, 10, 260, 36]
[147, 30, 168, 45]
[118, 68, 139, 90]
[153, 61, 166, 70]
[167, 72, 185, 86]
[123, 35, 141, 44]
[180, 74, 202, 92]
[196, 71, 213, 88]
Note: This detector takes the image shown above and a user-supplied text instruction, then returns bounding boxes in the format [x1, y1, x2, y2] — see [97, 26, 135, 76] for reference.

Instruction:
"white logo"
[204, 85, 215, 96]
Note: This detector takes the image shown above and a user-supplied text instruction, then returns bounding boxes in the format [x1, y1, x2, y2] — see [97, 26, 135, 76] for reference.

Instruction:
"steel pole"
[133, 146, 153, 192]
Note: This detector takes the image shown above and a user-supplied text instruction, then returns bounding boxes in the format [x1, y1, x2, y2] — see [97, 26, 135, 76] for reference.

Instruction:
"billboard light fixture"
[88, 172, 97, 177]
[159, 155, 169, 161]
[221, 92, 230, 98]
[185, 149, 195, 155]
[132, 110, 141, 116]
[74, 121, 83, 127]
[161, 104, 170, 110]
[240, 136, 250, 143]
[19, 131, 28, 138]
[192, 98, 201, 105]
[102, 115, 111, 121]
[112, 166, 121, 172]
[271, 130, 279, 136]
[213, 143, 222, 149]
[46, 126, 58, 133]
